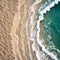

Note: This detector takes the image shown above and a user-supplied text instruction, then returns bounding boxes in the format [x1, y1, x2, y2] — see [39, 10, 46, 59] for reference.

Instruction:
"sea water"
[42, 2, 60, 50]
[39, 1, 60, 60]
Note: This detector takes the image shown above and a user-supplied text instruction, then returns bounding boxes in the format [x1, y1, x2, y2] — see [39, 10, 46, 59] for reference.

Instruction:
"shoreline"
[28, 0, 42, 60]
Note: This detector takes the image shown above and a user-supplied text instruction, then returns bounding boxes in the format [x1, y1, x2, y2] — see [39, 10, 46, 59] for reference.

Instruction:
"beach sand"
[0, 0, 43, 60]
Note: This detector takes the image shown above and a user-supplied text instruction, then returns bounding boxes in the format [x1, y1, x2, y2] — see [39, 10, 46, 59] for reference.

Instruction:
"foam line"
[27, 0, 43, 60]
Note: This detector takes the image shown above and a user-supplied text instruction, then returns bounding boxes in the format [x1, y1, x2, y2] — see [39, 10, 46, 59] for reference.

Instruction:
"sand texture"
[0, 0, 42, 60]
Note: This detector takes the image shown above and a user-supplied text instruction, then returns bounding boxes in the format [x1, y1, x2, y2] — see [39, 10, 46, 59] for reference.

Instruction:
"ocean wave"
[37, 0, 60, 60]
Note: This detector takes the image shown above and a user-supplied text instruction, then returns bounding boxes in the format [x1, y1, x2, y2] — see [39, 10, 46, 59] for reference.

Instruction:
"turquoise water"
[40, 2, 60, 58]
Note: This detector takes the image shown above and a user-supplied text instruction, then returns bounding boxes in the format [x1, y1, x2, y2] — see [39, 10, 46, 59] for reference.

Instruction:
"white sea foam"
[37, 0, 60, 60]
[29, 0, 42, 42]
[28, 0, 44, 60]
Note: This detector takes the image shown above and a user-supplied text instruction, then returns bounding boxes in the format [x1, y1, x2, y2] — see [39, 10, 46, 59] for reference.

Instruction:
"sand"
[0, 0, 42, 60]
